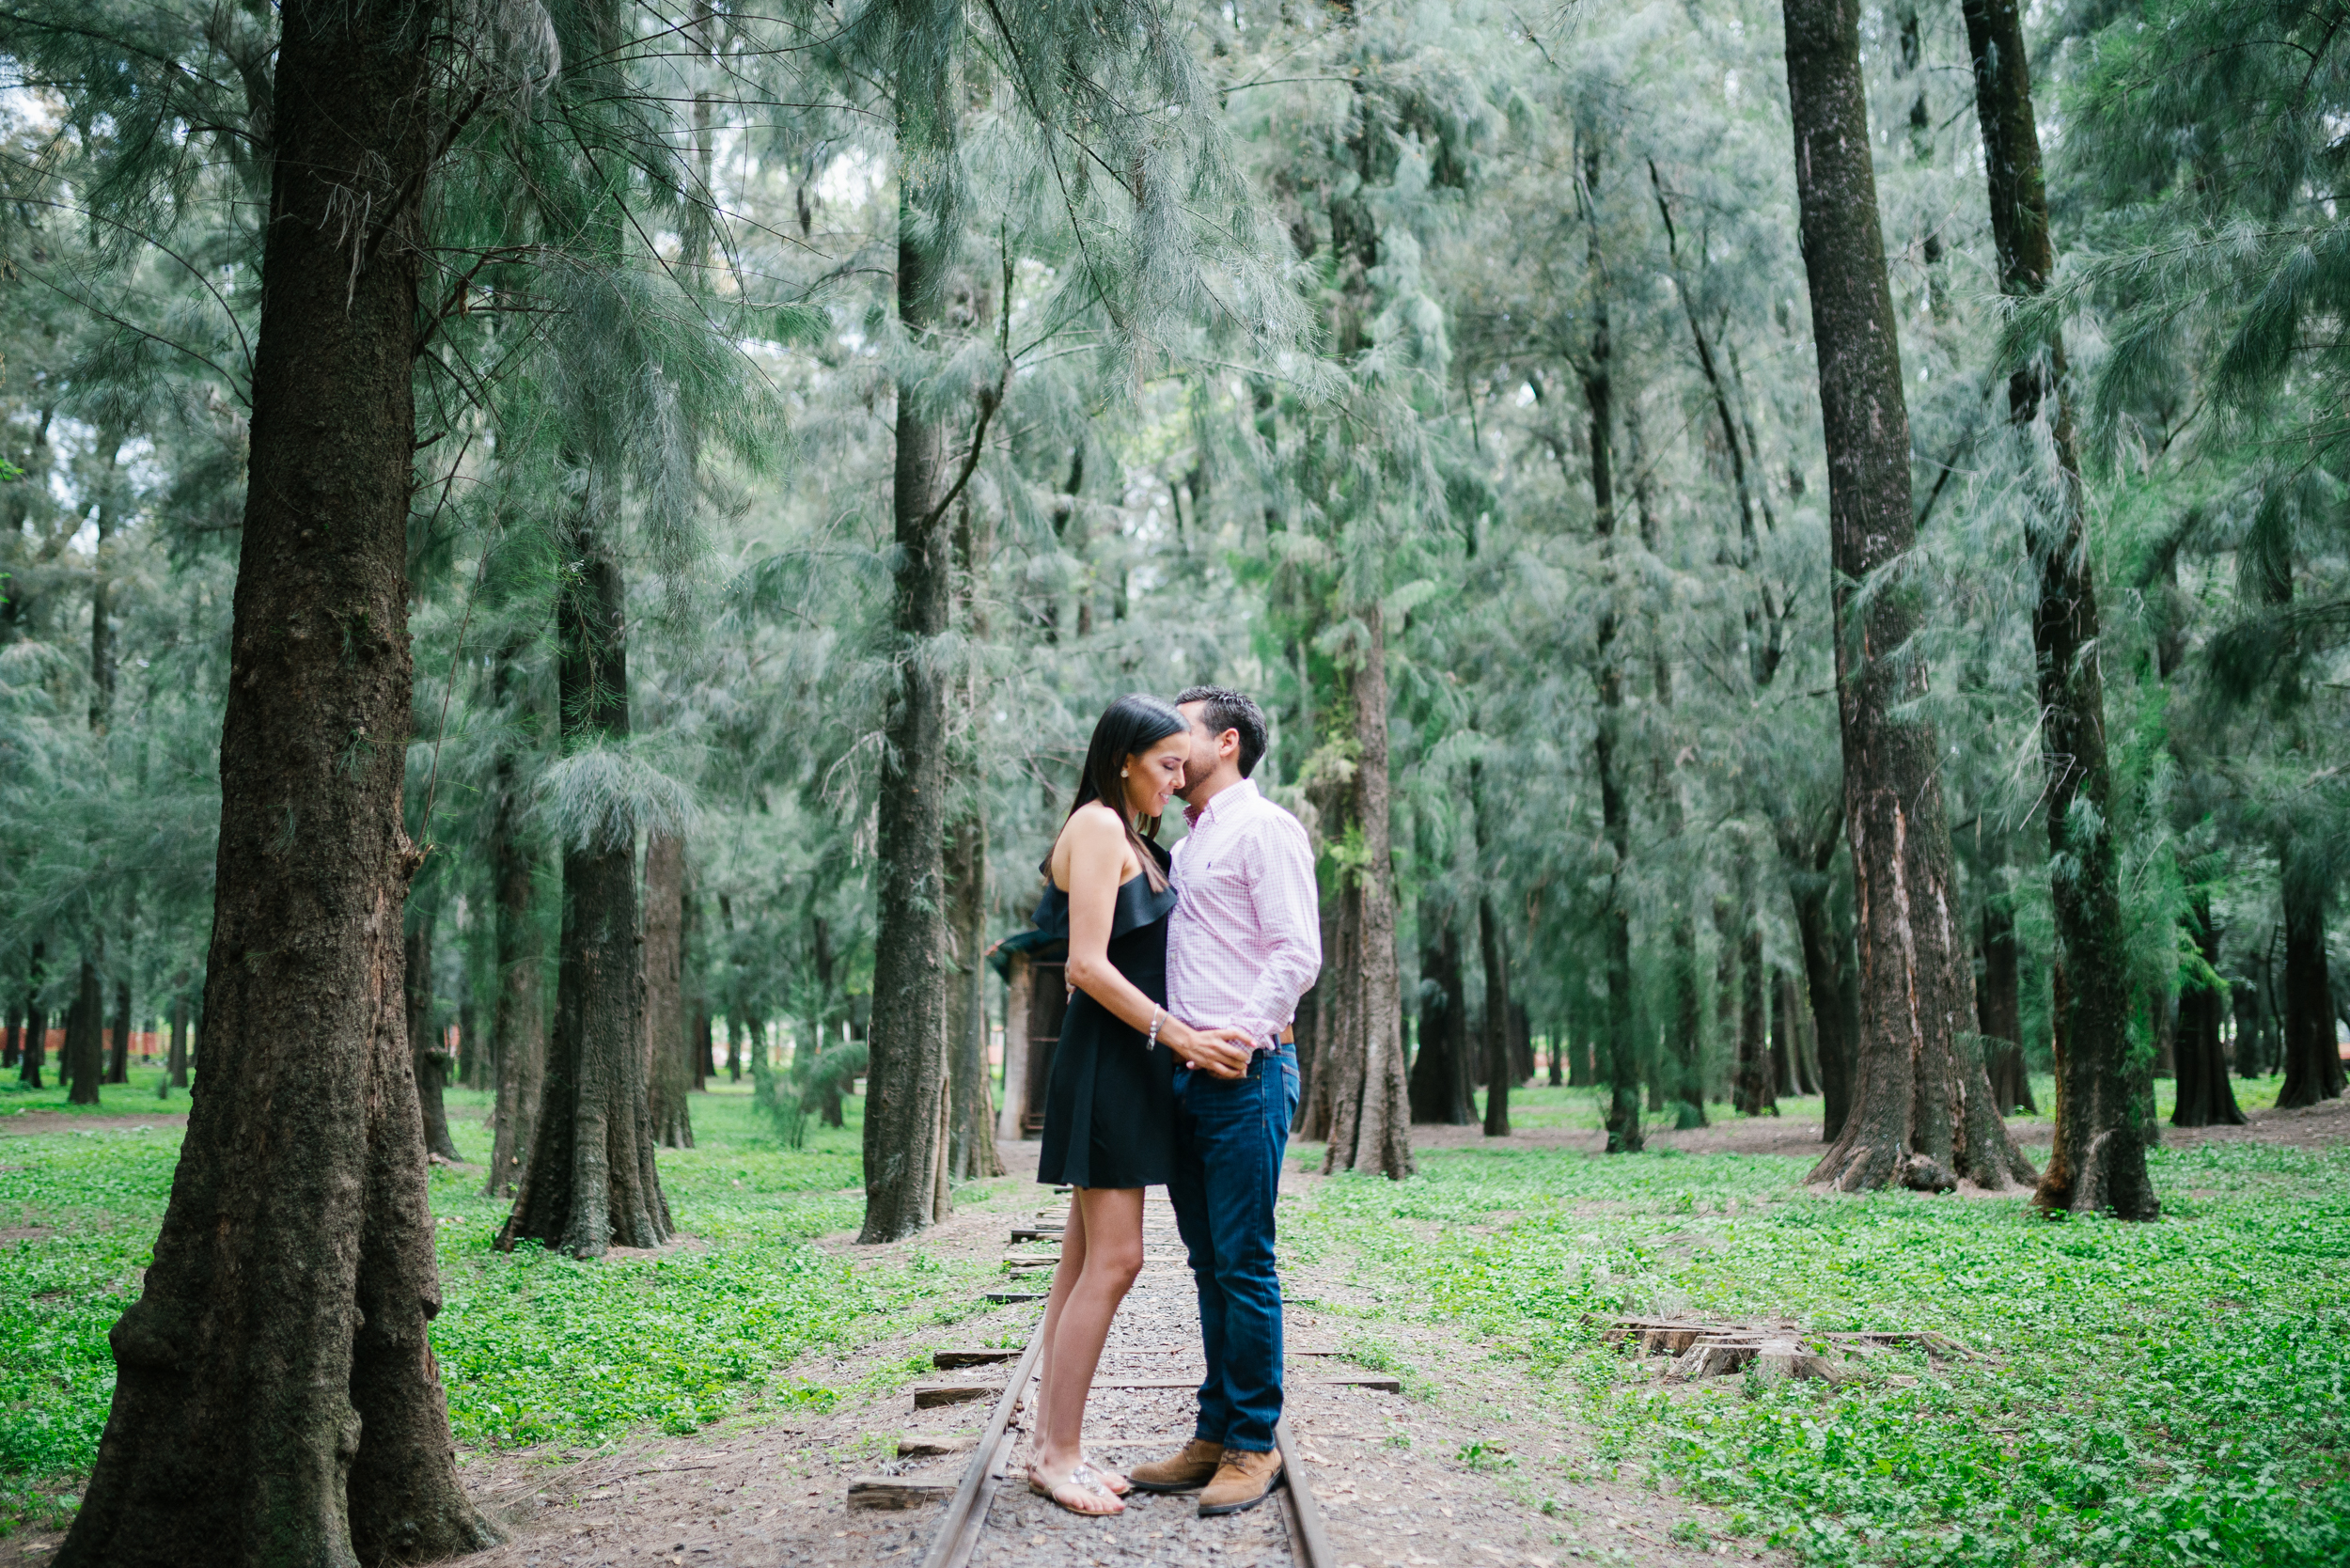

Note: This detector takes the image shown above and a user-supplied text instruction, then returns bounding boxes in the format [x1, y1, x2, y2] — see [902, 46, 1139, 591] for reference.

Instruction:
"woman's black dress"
[1034, 845, 1180, 1190]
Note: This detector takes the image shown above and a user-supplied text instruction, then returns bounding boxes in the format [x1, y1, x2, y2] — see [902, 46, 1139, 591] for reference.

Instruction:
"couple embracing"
[1024, 686, 1320, 1519]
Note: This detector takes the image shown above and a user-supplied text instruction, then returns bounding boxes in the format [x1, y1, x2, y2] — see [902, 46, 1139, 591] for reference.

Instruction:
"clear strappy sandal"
[1028, 1460, 1125, 1516]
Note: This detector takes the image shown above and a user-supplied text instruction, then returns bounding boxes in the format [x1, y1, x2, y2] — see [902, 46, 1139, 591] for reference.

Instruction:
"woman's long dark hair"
[1061, 694, 1186, 892]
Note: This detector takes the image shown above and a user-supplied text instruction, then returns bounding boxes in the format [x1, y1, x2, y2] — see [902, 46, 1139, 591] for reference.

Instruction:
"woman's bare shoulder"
[1061, 801, 1127, 844]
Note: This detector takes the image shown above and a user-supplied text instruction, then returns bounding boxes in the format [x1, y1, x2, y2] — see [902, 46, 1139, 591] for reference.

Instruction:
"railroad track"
[889, 1192, 1358, 1568]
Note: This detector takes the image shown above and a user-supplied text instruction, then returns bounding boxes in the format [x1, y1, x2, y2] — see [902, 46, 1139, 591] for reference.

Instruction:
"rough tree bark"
[1781, 0, 2031, 1192]
[407, 916, 461, 1163]
[2277, 848, 2343, 1108]
[2172, 897, 2245, 1127]
[642, 832, 694, 1150]
[1408, 902, 1475, 1124]
[53, 3, 496, 1558]
[498, 484, 670, 1257]
[1957, 0, 2152, 1214]
[485, 659, 544, 1199]
[860, 4, 964, 1239]
[1309, 605, 1415, 1179]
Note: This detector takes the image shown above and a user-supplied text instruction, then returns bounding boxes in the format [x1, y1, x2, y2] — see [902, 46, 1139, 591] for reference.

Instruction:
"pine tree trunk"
[1309, 604, 1412, 1179]
[860, 24, 962, 1237]
[500, 486, 670, 1257]
[19, 943, 44, 1088]
[1781, 0, 2030, 1193]
[1479, 895, 1512, 1137]
[946, 495, 1003, 1184]
[486, 694, 544, 1199]
[1779, 972, 1819, 1095]
[2173, 898, 2245, 1127]
[1951, 0, 2149, 1212]
[1580, 141, 1641, 1153]
[945, 807, 1003, 1180]
[1408, 906, 1474, 1124]
[642, 832, 694, 1150]
[67, 955, 102, 1105]
[408, 916, 461, 1164]
[2277, 848, 2343, 1108]
[8, 1004, 22, 1068]
[53, 5, 495, 1557]
[1980, 898, 2031, 1114]
[107, 973, 131, 1085]
[166, 978, 189, 1090]
[1734, 856, 1775, 1115]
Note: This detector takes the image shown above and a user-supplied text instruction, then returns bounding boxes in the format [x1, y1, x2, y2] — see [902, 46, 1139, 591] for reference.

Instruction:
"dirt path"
[377, 1140, 1752, 1568]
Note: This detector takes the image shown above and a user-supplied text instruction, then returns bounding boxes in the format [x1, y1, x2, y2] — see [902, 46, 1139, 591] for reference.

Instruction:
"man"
[1128, 685, 1321, 1515]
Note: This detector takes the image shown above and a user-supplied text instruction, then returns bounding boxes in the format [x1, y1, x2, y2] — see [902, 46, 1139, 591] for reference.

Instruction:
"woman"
[1026, 695, 1249, 1516]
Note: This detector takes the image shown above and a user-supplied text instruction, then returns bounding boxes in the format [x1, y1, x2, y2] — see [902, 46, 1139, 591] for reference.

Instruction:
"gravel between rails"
[948, 1198, 1308, 1568]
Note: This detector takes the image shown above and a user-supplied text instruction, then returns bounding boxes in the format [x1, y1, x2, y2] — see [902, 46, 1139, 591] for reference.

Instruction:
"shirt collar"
[1183, 776, 1259, 829]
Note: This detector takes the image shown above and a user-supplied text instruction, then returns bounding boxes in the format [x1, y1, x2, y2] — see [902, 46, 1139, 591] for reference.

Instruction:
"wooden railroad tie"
[896, 1434, 978, 1457]
[931, 1349, 1020, 1369]
[847, 1477, 955, 1510]
[1599, 1316, 1982, 1384]
[983, 1290, 1044, 1304]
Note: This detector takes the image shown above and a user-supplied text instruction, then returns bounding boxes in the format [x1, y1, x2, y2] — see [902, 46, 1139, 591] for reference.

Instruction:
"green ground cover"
[1289, 1085, 2350, 1568]
[0, 1083, 1001, 1534]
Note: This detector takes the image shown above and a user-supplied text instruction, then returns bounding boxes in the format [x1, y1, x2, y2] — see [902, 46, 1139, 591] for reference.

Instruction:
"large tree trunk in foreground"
[499, 497, 670, 1257]
[1310, 604, 1414, 1179]
[2277, 849, 2343, 1109]
[2172, 899, 2245, 1128]
[1954, 0, 2148, 1215]
[1781, 0, 2031, 1193]
[407, 916, 461, 1163]
[485, 710, 544, 1199]
[1408, 905, 1474, 1124]
[55, 5, 495, 1558]
[860, 45, 962, 1238]
[642, 832, 694, 1150]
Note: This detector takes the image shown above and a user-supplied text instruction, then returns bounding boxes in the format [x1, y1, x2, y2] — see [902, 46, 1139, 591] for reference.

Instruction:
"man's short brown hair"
[1177, 685, 1268, 778]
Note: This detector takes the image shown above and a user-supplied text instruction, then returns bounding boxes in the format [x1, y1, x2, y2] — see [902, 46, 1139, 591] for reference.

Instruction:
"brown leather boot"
[1197, 1447, 1284, 1515]
[1127, 1438, 1223, 1494]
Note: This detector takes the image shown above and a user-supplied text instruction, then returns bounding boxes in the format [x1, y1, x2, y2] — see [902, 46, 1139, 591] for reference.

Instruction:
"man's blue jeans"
[1168, 1045, 1297, 1456]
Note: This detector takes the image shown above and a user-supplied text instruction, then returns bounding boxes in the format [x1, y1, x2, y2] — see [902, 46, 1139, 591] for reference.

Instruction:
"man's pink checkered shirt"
[1167, 777, 1323, 1052]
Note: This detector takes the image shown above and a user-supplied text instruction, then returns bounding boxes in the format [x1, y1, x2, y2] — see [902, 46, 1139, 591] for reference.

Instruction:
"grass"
[0, 1077, 1009, 1535]
[1288, 1085, 2350, 1568]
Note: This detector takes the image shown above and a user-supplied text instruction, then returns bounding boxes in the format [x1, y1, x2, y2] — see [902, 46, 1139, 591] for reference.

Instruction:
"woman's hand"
[1162, 1018, 1255, 1078]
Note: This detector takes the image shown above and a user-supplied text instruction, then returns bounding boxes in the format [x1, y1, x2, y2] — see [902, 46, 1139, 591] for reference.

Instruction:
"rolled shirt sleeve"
[1232, 814, 1322, 1049]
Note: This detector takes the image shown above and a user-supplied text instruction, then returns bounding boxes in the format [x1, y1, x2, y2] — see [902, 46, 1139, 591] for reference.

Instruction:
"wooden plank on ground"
[913, 1382, 995, 1409]
[932, 1349, 1020, 1369]
[848, 1478, 954, 1509]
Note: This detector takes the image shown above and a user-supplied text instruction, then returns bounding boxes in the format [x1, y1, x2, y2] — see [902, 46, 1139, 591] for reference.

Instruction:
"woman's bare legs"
[1028, 1185, 1145, 1512]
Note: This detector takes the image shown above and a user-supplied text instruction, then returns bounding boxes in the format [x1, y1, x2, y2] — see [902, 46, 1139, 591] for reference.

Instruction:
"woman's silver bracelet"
[1148, 1008, 1165, 1048]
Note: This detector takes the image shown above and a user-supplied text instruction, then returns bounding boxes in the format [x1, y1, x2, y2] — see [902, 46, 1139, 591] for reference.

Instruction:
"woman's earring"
[1121, 767, 1130, 777]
